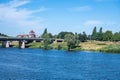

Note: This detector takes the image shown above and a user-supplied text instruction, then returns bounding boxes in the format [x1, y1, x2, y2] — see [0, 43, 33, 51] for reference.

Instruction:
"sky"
[0, 0, 120, 36]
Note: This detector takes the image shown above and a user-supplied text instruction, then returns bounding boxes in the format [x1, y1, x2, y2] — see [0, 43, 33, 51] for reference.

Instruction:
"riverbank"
[80, 41, 120, 53]
[27, 41, 120, 53]
[0, 41, 120, 53]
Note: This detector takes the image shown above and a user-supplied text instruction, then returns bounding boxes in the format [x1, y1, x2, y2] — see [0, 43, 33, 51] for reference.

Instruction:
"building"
[53, 39, 64, 43]
[17, 30, 36, 38]
[17, 34, 29, 38]
[29, 30, 36, 38]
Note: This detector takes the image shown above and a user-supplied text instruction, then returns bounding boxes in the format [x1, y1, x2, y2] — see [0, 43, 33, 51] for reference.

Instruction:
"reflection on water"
[0, 48, 120, 80]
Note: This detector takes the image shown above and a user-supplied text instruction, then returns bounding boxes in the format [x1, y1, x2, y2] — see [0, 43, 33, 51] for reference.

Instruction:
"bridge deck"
[0, 37, 43, 41]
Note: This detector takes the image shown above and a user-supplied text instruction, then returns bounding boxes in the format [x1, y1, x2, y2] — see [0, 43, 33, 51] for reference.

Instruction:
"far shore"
[0, 41, 120, 54]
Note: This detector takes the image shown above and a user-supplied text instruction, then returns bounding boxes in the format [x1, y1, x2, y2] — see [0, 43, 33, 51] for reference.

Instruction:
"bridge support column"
[2, 41, 10, 48]
[19, 41, 25, 49]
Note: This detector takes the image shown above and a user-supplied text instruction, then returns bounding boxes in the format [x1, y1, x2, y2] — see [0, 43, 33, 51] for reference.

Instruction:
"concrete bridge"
[0, 37, 43, 48]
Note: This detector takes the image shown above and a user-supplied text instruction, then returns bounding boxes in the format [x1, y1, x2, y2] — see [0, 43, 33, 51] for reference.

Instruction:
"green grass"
[96, 43, 106, 45]
[27, 42, 68, 50]
[27, 42, 44, 48]
[50, 43, 68, 50]
[99, 44, 120, 53]
[0, 42, 1, 46]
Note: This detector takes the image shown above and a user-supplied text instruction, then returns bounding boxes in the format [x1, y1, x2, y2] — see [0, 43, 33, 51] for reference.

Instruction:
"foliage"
[41, 28, 48, 38]
[99, 44, 120, 53]
[28, 42, 43, 48]
[0, 33, 8, 37]
[43, 33, 51, 50]
[103, 30, 113, 41]
[78, 32, 87, 42]
[75, 33, 80, 46]
[57, 32, 74, 39]
[48, 33, 53, 38]
[64, 34, 77, 51]
[112, 32, 120, 41]
[91, 26, 97, 40]
[96, 27, 103, 41]
[50, 43, 68, 50]
[57, 44, 62, 50]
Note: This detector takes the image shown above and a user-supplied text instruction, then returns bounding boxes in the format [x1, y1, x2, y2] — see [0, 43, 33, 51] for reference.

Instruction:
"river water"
[0, 48, 120, 80]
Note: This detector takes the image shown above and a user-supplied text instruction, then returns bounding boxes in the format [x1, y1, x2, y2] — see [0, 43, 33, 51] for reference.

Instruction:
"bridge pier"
[19, 41, 25, 49]
[2, 41, 10, 48]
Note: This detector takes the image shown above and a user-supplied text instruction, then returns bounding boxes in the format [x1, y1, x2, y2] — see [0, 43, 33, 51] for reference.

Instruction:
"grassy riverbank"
[27, 42, 68, 50]
[80, 41, 120, 53]
[1, 41, 120, 53]
[27, 41, 120, 53]
[99, 44, 120, 53]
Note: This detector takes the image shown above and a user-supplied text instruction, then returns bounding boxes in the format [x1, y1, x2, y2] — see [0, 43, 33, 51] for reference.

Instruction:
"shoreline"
[0, 41, 120, 54]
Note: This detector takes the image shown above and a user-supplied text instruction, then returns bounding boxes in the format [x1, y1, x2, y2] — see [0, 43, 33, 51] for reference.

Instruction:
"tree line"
[40, 27, 120, 50]
[0, 33, 8, 37]
[91, 27, 120, 41]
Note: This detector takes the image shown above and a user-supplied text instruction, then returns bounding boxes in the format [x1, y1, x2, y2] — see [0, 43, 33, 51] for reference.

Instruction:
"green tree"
[52, 35, 58, 39]
[78, 32, 87, 42]
[43, 33, 51, 50]
[41, 28, 47, 38]
[97, 27, 103, 41]
[57, 32, 74, 39]
[103, 30, 113, 41]
[64, 34, 76, 51]
[48, 33, 53, 38]
[75, 33, 80, 46]
[113, 32, 120, 41]
[0, 33, 8, 37]
[91, 27, 97, 40]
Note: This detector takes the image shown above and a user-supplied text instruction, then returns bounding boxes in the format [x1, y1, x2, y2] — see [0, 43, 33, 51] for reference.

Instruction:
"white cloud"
[68, 6, 92, 12]
[0, 0, 46, 35]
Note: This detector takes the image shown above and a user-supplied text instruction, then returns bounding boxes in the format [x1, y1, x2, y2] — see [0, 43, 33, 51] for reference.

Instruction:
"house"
[17, 30, 36, 38]
[29, 30, 36, 38]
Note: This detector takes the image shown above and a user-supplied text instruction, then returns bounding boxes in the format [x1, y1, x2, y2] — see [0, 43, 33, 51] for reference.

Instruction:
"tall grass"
[99, 44, 120, 53]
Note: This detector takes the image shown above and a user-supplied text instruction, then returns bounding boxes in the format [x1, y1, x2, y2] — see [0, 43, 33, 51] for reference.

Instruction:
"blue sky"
[0, 0, 120, 36]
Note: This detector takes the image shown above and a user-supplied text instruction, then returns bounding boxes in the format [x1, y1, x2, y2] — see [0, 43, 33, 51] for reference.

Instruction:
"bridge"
[0, 37, 43, 48]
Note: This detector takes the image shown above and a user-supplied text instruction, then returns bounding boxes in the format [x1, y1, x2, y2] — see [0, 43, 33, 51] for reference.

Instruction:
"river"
[0, 48, 120, 80]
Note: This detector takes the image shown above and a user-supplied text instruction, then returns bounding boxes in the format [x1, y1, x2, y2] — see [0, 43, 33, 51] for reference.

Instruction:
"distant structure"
[17, 34, 29, 38]
[17, 30, 36, 38]
[53, 39, 64, 43]
[29, 30, 36, 38]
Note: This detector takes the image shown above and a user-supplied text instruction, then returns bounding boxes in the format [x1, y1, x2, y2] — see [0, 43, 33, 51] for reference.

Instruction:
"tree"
[75, 33, 80, 46]
[41, 28, 47, 38]
[82, 32, 87, 42]
[0, 33, 8, 37]
[57, 32, 74, 39]
[97, 27, 103, 41]
[48, 33, 53, 38]
[113, 32, 120, 41]
[78, 32, 87, 42]
[103, 30, 113, 41]
[64, 34, 76, 51]
[91, 27, 97, 40]
[43, 33, 51, 50]
[52, 35, 58, 39]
